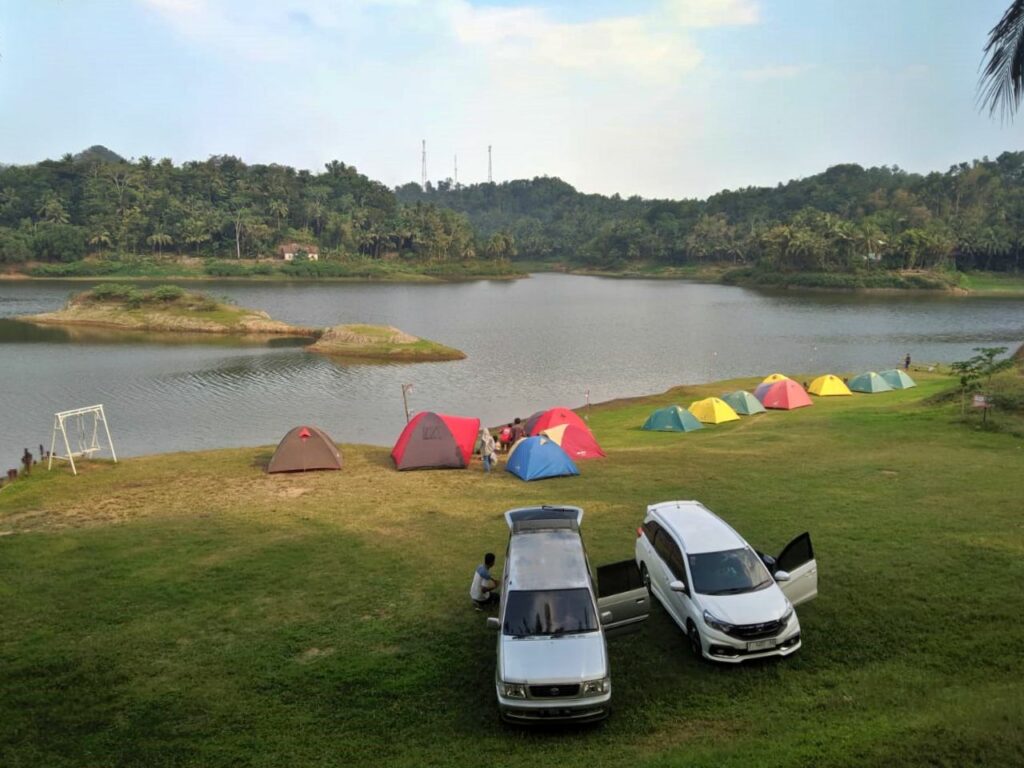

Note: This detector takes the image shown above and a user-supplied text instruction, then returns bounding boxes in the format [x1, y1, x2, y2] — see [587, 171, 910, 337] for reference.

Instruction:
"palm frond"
[979, 0, 1024, 121]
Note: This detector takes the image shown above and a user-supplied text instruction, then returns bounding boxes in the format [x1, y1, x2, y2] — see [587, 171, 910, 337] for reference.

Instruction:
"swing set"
[48, 404, 117, 476]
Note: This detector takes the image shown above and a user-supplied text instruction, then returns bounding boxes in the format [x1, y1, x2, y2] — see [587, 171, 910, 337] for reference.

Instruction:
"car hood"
[699, 584, 790, 626]
[500, 633, 607, 684]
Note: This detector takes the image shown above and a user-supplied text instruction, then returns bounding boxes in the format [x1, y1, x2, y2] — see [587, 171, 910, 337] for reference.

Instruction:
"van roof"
[507, 528, 590, 591]
[648, 500, 745, 554]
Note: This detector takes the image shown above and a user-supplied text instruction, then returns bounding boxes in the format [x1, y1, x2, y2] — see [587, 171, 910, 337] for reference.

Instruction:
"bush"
[31, 223, 87, 262]
[88, 283, 137, 302]
[148, 285, 185, 302]
[28, 261, 121, 277]
[204, 261, 255, 277]
[0, 228, 33, 263]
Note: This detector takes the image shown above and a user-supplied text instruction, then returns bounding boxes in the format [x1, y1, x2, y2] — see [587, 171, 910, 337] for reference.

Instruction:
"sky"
[0, 0, 1020, 199]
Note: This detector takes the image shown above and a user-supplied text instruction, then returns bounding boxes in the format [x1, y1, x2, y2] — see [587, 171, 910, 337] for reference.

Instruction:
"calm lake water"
[1, 275, 1022, 461]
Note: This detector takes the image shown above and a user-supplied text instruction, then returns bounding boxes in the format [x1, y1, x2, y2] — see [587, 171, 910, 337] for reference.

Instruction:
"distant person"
[470, 552, 499, 610]
[479, 427, 497, 473]
[498, 423, 513, 453]
[510, 417, 526, 444]
[904, 353, 912, 371]
[21, 448, 33, 476]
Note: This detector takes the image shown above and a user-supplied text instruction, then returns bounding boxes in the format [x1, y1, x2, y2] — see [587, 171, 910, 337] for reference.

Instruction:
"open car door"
[776, 532, 817, 606]
[596, 560, 650, 634]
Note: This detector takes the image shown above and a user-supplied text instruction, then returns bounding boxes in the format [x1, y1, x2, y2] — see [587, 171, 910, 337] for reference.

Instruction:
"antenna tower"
[454, 155, 458, 186]
[488, 145, 493, 183]
[421, 139, 427, 188]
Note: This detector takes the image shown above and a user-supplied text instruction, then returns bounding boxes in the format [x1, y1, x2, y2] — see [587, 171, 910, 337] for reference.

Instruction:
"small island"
[307, 323, 466, 361]
[18, 284, 317, 337]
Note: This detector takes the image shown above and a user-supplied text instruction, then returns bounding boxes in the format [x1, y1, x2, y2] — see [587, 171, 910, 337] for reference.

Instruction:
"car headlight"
[501, 682, 526, 699]
[703, 609, 734, 633]
[781, 603, 794, 624]
[582, 677, 609, 695]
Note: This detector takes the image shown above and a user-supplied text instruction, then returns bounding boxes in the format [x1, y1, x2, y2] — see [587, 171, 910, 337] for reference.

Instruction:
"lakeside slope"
[1, 371, 1022, 766]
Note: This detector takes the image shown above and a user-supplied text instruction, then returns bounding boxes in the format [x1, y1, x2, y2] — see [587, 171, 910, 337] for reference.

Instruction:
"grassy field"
[1, 372, 1022, 767]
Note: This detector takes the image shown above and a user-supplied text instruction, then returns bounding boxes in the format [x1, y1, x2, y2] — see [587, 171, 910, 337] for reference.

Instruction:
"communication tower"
[488, 145, 493, 183]
[421, 139, 427, 188]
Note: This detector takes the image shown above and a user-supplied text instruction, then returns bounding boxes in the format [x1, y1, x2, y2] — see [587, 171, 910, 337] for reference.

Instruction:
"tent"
[642, 405, 704, 432]
[880, 369, 917, 389]
[758, 379, 813, 410]
[523, 410, 546, 436]
[506, 436, 579, 481]
[391, 411, 481, 470]
[268, 425, 343, 474]
[762, 373, 790, 385]
[688, 397, 740, 424]
[808, 374, 852, 397]
[722, 390, 766, 416]
[529, 407, 590, 436]
[541, 423, 605, 460]
[848, 372, 893, 394]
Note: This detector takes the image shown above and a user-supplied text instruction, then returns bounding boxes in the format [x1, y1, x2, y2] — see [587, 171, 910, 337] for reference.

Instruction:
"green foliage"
[149, 285, 185, 302]
[83, 283, 194, 308]
[30, 222, 86, 262]
[0, 227, 32, 263]
[950, 346, 1014, 413]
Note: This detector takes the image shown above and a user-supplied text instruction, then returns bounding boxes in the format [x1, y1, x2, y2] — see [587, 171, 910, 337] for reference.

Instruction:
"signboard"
[972, 394, 991, 409]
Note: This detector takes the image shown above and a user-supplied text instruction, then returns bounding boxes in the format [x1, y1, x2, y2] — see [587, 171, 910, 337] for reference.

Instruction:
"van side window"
[654, 529, 687, 582]
[666, 545, 687, 582]
[642, 520, 661, 542]
[653, 529, 673, 563]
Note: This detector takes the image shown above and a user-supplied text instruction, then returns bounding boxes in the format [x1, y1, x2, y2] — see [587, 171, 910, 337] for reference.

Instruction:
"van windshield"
[503, 589, 598, 637]
[687, 548, 773, 595]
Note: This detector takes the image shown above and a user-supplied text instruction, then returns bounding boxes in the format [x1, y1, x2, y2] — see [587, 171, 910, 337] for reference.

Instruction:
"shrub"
[148, 285, 185, 302]
[31, 223, 87, 262]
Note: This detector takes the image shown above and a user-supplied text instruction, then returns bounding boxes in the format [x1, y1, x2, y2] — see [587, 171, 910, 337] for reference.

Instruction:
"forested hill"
[395, 152, 1024, 273]
[0, 148, 511, 268]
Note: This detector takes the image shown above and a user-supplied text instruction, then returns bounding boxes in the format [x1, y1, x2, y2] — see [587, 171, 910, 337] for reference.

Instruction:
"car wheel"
[687, 621, 703, 659]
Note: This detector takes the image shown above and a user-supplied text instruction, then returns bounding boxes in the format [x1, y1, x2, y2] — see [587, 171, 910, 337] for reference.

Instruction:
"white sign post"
[48, 404, 117, 476]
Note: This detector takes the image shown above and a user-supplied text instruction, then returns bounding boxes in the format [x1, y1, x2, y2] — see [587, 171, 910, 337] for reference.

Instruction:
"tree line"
[396, 151, 1024, 273]
[0, 146, 514, 266]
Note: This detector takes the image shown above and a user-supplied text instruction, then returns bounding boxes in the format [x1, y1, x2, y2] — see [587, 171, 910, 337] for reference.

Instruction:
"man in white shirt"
[470, 552, 499, 610]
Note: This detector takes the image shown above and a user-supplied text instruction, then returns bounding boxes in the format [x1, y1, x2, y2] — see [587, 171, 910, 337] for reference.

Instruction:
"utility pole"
[421, 140, 427, 189]
[487, 144, 492, 183]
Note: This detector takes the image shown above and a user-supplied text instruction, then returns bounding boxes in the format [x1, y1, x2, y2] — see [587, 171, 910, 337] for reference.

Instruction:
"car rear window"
[503, 588, 598, 637]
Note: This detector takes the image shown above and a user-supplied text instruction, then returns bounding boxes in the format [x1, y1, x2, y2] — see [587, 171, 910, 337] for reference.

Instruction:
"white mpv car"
[635, 500, 818, 662]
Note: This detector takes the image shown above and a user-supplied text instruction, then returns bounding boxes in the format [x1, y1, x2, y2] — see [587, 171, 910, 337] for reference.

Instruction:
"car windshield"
[502, 588, 598, 637]
[687, 548, 773, 595]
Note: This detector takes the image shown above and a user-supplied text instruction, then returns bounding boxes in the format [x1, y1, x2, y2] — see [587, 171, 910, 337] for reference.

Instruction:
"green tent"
[848, 371, 894, 393]
[722, 390, 766, 415]
[642, 405, 704, 432]
[879, 369, 916, 389]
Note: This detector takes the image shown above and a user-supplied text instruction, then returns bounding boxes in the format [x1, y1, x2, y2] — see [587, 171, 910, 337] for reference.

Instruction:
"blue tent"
[506, 436, 579, 482]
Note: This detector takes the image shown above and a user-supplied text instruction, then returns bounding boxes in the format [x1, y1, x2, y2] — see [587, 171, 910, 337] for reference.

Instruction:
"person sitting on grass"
[470, 552, 499, 610]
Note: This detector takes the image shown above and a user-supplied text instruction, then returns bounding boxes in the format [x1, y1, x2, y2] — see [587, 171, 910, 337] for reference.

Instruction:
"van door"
[596, 560, 650, 633]
[776, 532, 818, 607]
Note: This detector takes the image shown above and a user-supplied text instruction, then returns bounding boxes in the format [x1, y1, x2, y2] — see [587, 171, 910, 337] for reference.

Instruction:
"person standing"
[509, 417, 526, 445]
[470, 553, 499, 610]
[904, 353, 912, 371]
[479, 427, 497, 473]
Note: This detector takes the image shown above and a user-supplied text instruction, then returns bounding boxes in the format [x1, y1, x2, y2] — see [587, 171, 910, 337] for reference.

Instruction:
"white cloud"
[666, 0, 759, 28]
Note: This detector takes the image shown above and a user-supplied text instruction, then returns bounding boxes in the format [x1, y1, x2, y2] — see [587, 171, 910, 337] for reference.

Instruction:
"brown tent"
[267, 425, 343, 474]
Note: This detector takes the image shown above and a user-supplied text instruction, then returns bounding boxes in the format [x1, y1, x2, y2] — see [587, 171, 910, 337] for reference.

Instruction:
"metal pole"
[48, 415, 57, 471]
[585, 388, 591, 421]
[100, 405, 117, 463]
[402, 384, 412, 423]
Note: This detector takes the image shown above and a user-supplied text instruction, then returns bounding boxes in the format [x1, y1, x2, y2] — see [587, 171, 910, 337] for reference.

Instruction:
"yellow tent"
[809, 374, 852, 396]
[761, 373, 790, 384]
[688, 397, 740, 424]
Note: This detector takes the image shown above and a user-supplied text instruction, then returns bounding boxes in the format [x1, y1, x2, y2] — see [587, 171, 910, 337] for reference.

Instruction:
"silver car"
[487, 506, 649, 723]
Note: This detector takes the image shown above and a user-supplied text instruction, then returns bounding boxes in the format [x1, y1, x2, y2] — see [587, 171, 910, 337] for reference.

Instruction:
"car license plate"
[747, 639, 776, 651]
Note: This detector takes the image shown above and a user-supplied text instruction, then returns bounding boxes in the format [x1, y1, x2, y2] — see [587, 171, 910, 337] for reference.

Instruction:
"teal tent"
[879, 369, 916, 389]
[848, 371, 893, 393]
[642, 406, 703, 432]
[722, 390, 767, 415]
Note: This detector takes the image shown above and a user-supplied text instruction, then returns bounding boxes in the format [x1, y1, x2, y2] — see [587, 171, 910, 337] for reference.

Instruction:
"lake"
[1, 275, 1022, 462]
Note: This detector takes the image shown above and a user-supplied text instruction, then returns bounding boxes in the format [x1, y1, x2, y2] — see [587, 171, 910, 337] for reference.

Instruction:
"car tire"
[687, 620, 703, 659]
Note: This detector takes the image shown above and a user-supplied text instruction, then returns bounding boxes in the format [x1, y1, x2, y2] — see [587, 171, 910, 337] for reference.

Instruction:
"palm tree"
[980, 0, 1024, 120]
[88, 231, 112, 256]
[147, 232, 173, 256]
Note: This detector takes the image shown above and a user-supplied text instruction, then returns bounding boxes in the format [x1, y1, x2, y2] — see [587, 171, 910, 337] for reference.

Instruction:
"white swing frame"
[48, 404, 117, 476]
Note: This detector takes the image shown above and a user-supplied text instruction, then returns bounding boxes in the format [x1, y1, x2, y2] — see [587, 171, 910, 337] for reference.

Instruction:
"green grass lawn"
[1, 373, 1022, 767]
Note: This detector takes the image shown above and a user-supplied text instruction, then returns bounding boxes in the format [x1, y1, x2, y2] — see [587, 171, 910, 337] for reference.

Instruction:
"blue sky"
[0, 0, 1019, 198]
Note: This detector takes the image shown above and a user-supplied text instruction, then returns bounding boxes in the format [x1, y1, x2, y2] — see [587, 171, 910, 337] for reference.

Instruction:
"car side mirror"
[486, 617, 501, 630]
[669, 579, 688, 593]
[774, 570, 791, 582]
[600, 610, 613, 625]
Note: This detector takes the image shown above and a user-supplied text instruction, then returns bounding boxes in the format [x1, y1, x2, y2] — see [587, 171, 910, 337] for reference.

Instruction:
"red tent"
[528, 407, 590, 436]
[759, 380, 813, 410]
[540, 423, 605, 460]
[390, 412, 480, 470]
